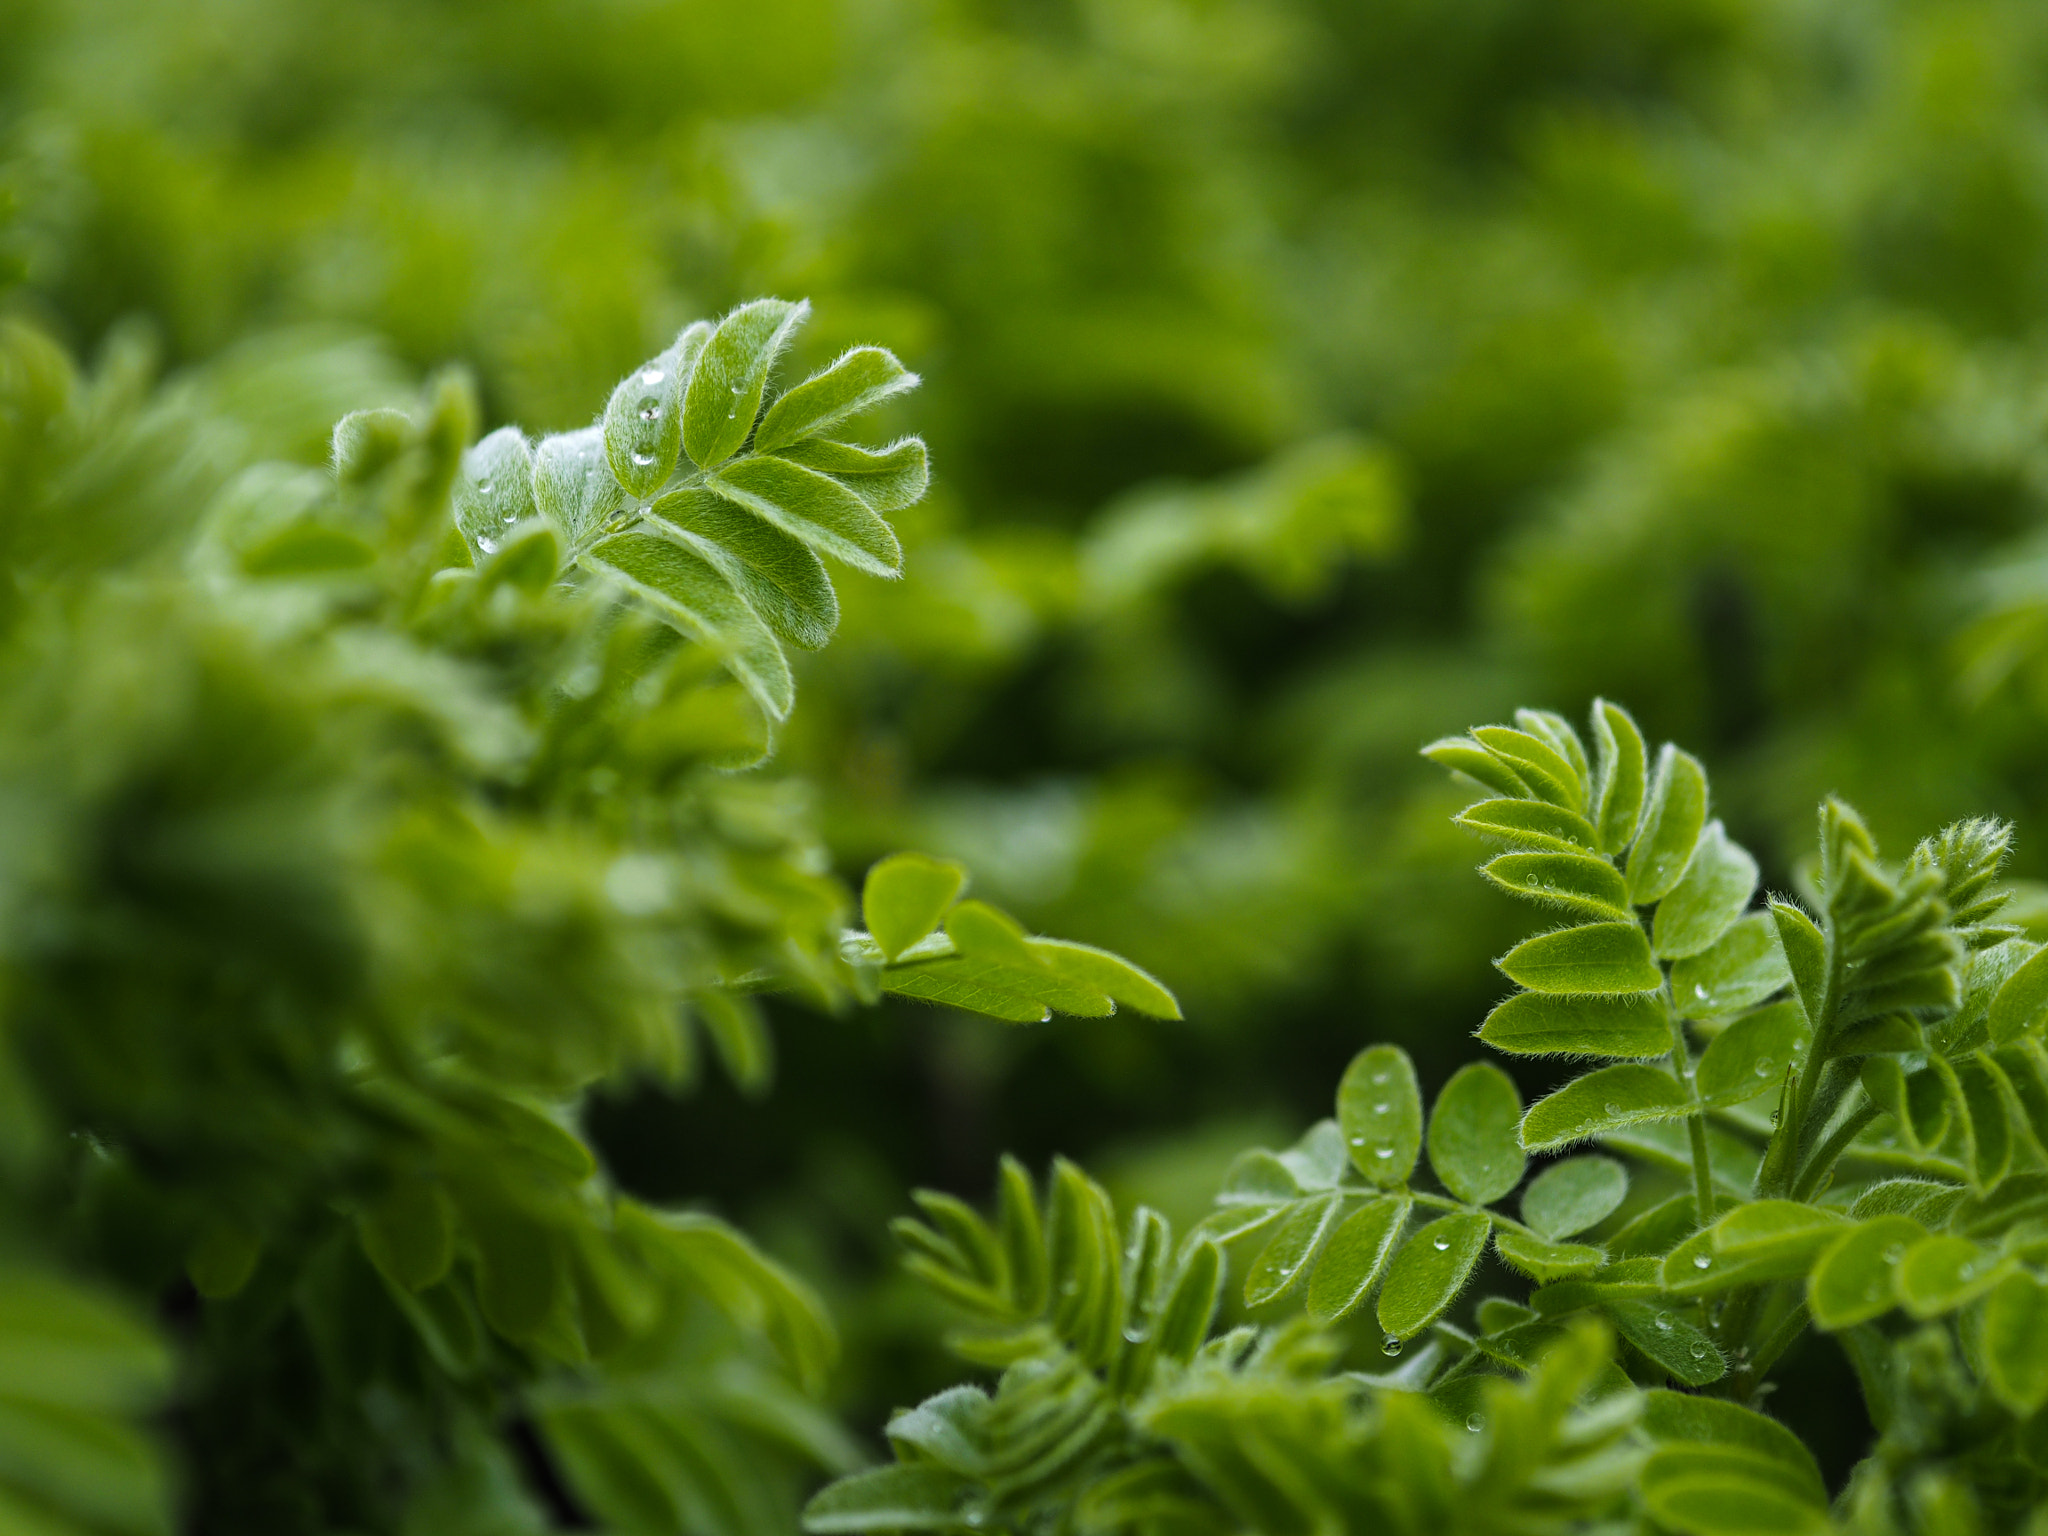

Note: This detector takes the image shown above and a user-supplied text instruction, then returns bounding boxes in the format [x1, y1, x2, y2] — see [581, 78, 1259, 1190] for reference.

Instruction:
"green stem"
[1791, 1097, 1878, 1203]
[1661, 982, 1715, 1226]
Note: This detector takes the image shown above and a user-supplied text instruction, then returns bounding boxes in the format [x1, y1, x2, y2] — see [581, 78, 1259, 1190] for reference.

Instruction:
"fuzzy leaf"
[1627, 746, 1708, 905]
[776, 438, 931, 513]
[603, 325, 703, 497]
[1027, 940, 1182, 1018]
[710, 455, 903, 576]
[1769, 903, 1828, 1029]
[1497, 921, 1661, 994]
[1807, 1217, 1921, 1330]
[1424, 737, 1529, 799]
[1478, 991, 1671, 1058]
[452, 425, 536, 562]
[1520, 1156, 1628, 1241]
[756, 346, 919, 453]
[1480, 852, 1629, 919]
[802, 1464, 970, 1533]
[584, 531, 793, 719]
[683, 298, 809, 468]
[1591, 699, 1648, 855]
[1671, 914, 1793, 1019]
[1641, 1447, 1826, 1536]
[1493, 1227, 1605, 1282]
[1694, 1002, 1807, 1107]
[863, 854, 967, 963]
[1896, 1236, 2007, 1318]
[1338, 1045, 1422, 1186]
[1470, 726, 1584, 809]
[647, 486, 839, 649]
[537, 426, 626, 549]
[1453, 798, 1600, 855]
[1983, 1271, 2048, 1415]
[1304, 1195, 1409, 1322]
[1606, 1299, 1724, 1385]
[1653, 822, 1758, 959]
[1991, 944, 2048, 1045]
[1521, 1064, 1690, 1152]
[1155, 1241, 1221, 1363]
[1244, 1193, 1343, 1307]
[1427, 1063, 1526, 1204]
[1376, 1212, 1490, 1339]
[1955, 1054, 2014, 1189]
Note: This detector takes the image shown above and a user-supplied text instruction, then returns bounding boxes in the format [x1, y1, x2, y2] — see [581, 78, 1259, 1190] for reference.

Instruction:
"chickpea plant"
[816, 703, 2048, 1535]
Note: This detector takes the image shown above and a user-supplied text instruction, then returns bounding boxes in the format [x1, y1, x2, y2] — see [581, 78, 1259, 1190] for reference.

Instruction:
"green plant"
[819, 701, 2048, 1534]
[0, 299, 1175, 1536]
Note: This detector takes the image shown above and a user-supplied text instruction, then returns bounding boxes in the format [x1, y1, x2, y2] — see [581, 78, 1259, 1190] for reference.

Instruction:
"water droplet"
[730, 381, 742, 394]
[1433, 1236, 1451, 1251]
[641, 368, 664, 386]
[963, 1513, 986, 1530]
[1371, 1072, 1389, 1085]
[1381, 1333, 1403, 1357]
[1654, 1313, 1673, 1331]
[1374, 1146, 1394, 1161]
[631, 451, 656, 467]
[1755, 1059, 1773, 1077]
[1465, 1413, 1484, 1432]
[637, 397, 661, 421]
[1770, 1108, 1781, 1125]
[1373, 1101, 1390, 1115]
[478, 535, 498, 553]
[1692, 1254, 1712, 1270]
[1960, 1261, 1977, 1280]
[1349, 1135, 1366, 1147]
[1123, 1325, 1149, 1345]
[1689, 1342, 1707, 1360]
[478, 479, 492, 495]
[726, 408, 736, 420]
[1693, 983, 1709, 1000]
[1883, 1244, 1905, 1264]
[1605, 1102, 1622, 1116]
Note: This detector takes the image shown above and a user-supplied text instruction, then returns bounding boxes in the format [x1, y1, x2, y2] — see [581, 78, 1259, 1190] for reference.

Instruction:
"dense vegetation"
[12, 0, 2048, 1530]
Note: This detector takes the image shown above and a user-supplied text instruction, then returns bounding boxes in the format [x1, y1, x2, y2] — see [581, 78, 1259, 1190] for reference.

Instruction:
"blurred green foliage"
[15, 0, 2048, 1525]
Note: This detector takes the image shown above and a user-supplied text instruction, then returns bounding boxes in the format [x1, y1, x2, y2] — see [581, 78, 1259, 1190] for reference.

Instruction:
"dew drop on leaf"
[1693, 984, 1709, 1000]
[1381, 1333, 1403, 1357]
[1689, 1342, 1707, 1360]
[1693, 1254, 1712, 1270]
[1374, 1145, 1393, 1161]
[1373, 1101, 1389, 1114]
[632, 451, 656, 467]
[1604, 1102, 1621, 1116]
[478, 535, 498, 553]
[641, 368, 664, 386]
[1433, 1236, 1450, 1251]
[1654, 1313, 1672, 1331]
[1465, 1413, 1484, 1432]
[1371, 1072, 1389, 1085]
[1755, 1059, 1772, 1077]
[1883, 1244, 1905, 1263]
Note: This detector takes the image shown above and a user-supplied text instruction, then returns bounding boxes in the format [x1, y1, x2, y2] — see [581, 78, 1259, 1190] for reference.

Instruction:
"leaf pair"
[849, 852, 1180, 1023]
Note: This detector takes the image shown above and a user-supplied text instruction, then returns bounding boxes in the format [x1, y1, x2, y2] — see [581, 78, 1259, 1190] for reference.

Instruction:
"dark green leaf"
[682, 298, 809, 469]
[1480, 852, 1628, 918]
[710, 455, 903, 576]
[358, 1181, 454, 1293]
[1426, 1062, 1526, 1204]
[1478, 991, 1671, 1058]
[1154, 1242, 1221, 1363]
[1304, 1194, 1409, 1323]
[1497, 921, 1661, 994]
[1626, 745, 1708, 905]
[1590, 699, 1647, 855]
[1376, 1212, 1490, 1340]
[1652, 821, 1758, 959]
[756, 346, 919, 453]
[1521, 1064, 1690, 1152]
[1338, 1045, 1422, 1186]
[1695, 1002, 1807, 1107]
[1520, 1155, 1627, 1240]
[1955, 1053, 2015, 1189]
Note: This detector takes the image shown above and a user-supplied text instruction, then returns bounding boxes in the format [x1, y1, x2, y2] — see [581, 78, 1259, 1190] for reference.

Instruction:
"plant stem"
[1791, 1097, 1878, 1202]
[1661, 982, 1716, 1226]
